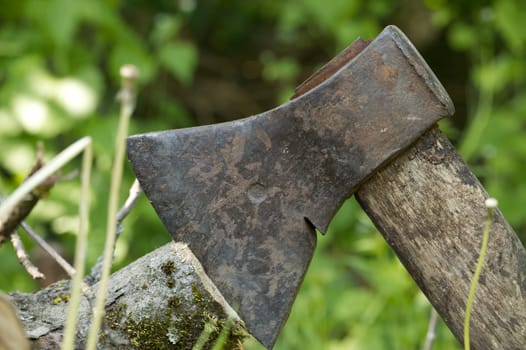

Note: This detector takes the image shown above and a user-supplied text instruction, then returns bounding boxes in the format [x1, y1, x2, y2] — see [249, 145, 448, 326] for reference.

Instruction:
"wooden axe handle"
[356, 128, 526, 349]
[293, 33, 526, 348]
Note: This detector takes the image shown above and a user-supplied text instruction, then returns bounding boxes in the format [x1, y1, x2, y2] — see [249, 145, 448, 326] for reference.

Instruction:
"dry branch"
[10, 232, 45, 280]
[0, 146, 57, 244]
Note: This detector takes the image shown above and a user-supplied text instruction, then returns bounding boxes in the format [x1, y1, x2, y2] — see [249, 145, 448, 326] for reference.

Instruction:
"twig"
[20, 222, 76, 278]
[0, 144, 58, 244]
[86, 179, 142, 283]
[0, 138, 92, 235]
[85, 64, 138, 350]
[422, 307, 439, 350]
[116, 179, 142, 236]
[20, 220, 93, 306]
[10, 231, 45, 280]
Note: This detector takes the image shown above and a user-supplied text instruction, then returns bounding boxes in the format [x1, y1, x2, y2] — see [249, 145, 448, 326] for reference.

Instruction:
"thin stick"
[422, 307, 439, 350]
[85, 65, 138, 350]
[21, 223, 91, 298]
[0, 137, 92, 224]
[62, 140, 93, 350]
[20, 222, 76, 277]
[463, 198, 497, 350]
[10, 231, 45, 279]
[87, 179, 142, 282]
[116, 179, 142, 236]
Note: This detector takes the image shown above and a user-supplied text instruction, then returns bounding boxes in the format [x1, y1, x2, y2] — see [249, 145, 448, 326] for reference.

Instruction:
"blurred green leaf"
[27, 0, 79, 48]
[474, 56, 514, 92]
[448, 23, 477, 50]
[261, 57, 300, 82]
[495, 0, 526, 53]
[151, 14, 183, 47]
[0, 110, 21, 137]
[158, 41, 198, 84]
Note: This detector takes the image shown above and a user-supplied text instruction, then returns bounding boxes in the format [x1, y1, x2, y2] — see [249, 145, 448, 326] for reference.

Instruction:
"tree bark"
[356, 127, 526, 349]
[8, 242, 246, 349]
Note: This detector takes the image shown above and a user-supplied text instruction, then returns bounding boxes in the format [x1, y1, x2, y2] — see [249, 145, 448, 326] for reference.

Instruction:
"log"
[356, 127, 526, 349]
[8, 242, 246, 349]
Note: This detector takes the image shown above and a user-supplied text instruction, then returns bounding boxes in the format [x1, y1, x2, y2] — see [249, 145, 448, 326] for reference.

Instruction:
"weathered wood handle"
[356, 127, 526, 349]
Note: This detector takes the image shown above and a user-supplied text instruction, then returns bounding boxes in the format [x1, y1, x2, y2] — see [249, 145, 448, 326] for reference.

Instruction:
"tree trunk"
[356, 127, 526, 349]
[8, 242, 246, 349]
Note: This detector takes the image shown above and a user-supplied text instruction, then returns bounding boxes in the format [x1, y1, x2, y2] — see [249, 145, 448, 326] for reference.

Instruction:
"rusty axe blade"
[127, 25, 454, 348]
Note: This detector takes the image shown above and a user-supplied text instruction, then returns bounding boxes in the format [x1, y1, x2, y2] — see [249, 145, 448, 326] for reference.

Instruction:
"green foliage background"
[1, 0, 525, 349]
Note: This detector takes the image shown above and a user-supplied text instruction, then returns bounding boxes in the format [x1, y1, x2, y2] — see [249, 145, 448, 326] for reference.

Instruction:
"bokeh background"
[1, 0, 525, 349]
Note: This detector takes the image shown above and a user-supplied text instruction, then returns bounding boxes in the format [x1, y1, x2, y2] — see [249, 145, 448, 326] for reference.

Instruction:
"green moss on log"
[102, 283, 246, 349]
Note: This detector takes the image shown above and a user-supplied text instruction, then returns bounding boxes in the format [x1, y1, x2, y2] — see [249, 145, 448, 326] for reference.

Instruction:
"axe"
[127, 26, 526, 348]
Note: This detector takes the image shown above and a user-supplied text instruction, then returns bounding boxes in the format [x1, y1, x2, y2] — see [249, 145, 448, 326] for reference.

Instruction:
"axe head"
[127, 25, 454, 348]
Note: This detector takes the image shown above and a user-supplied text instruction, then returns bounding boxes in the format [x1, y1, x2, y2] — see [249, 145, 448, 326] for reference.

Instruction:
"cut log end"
[9, 242, 248, 349]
